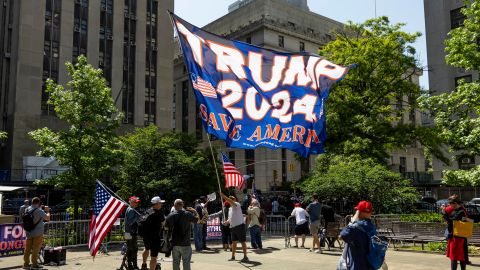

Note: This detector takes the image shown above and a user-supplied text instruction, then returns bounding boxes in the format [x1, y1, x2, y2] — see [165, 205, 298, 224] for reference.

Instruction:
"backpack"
[22, 208, 40, 232]
[354, 222, 388, 270]
[258, 209, 266, 225]
[136, 209, 154, 238]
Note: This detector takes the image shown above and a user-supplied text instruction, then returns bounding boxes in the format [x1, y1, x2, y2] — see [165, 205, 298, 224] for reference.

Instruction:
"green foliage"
[115, 125, 219, 207]
[419, 1, 480, 186]
[66, 206, 82, 216]
[29, 55, 123, 216]
[319, 16, 443, 163]
[426, 242, 447, 252]
[0, 131, 7, 140]
[299, 154, 418, 213]
[398, 213, 444, 223]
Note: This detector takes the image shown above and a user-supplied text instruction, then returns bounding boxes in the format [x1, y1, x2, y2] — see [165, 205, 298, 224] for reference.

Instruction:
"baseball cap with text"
[129, 196, 140, 203]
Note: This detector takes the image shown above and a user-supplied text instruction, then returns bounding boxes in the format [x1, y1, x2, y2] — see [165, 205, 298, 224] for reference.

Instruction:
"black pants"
[126, 236, 138, 267]
[451, 260, 466, 270]
[202, 222, 208, 248]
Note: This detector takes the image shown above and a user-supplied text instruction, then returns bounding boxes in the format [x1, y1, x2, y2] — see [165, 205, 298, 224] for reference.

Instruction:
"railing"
[263, 214, 287, 238]
[43, 219, 124, 248]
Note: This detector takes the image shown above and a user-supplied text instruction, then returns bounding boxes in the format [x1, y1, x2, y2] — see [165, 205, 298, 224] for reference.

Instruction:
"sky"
[174, 0, 429, 89]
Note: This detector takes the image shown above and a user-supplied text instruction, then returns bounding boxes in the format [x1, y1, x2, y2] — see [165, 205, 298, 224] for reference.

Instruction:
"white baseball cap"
[151, 196, 165, 204]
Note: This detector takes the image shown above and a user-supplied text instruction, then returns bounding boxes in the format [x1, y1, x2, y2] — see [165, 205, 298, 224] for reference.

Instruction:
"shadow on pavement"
[239, 259, 262, 268]
[250, 247, 279, 254]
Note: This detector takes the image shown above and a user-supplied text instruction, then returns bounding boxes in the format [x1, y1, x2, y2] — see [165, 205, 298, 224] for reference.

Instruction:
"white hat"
[151, 196, 165, 204]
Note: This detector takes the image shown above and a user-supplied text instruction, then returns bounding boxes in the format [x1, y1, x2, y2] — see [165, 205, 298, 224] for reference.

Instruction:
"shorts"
[294, 222, 309, 236]
[230, 224, 247, 242]
[143, 236, 161, 257]
[309, 220, 321, 236]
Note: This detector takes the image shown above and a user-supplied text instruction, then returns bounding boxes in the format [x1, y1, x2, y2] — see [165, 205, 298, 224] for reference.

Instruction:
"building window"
[181, 80, 189, 132]
[454, 75, 472, 88]
[300, 156, 310, 178]
[299, 41, 305, 52]
[399, 157, 406, 174]
[195, 105, 202, 139]
[278, 35, 284, 48]
[99, 0, 113, 85]
[145, 0, 158, 125]
[73, 0, 88, 62]
[288, 21, 295, 28]
[414, 158, 418, 172]
[246, 36, 251, 44]
[307, 28, 314, 35]
[450, 7, 466, 29]
[122, 0, 137, 124]
[42, 0, 62, 114]
[281, 149, 287, 182]
[459, 155, 475, 170]
[228, 151, 235, 165]
[245, 149, 255, 177]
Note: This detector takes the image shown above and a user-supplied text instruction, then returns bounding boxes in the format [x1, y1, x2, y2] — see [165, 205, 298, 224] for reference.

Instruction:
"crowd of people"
[17, 192, 475, 270]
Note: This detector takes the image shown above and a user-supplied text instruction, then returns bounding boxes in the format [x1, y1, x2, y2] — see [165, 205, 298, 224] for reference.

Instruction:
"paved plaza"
[1, 238, 478, 270]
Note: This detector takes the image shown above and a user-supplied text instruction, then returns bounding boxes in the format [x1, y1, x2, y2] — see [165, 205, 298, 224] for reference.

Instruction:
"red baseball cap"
[129, 196, 140, 203]
[355, 200, 373, 213]
[294, 202, 301, 207]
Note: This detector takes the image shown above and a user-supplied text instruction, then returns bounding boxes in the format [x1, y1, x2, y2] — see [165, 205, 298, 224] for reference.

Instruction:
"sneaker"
[22, 264, 30, 269]
[293, 245, 298, 248]
[315, 249, 322, 254]
[240, 257, 249, 262]
[203, 247, 211, 250]
[31, 265, 43, 269]
[228, 256, 236, 261]
[308, 249, 313, 252]
[300, 245, 305, 249]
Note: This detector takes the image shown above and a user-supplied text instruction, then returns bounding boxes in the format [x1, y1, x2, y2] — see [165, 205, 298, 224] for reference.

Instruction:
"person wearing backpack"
[124, 196, 141, 270]
[247, 199, 263, 249]
[339, 200, 381, 270]
[23, 197, 50, 270]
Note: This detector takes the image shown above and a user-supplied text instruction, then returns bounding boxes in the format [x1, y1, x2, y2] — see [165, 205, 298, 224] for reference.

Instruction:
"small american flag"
[191, 73, 217, 98]
[88, 182, 127, 257]
[221, 153, 245, 190]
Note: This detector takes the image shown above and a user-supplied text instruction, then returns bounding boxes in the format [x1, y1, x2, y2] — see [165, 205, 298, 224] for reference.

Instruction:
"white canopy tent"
[0, 186, 25, 215]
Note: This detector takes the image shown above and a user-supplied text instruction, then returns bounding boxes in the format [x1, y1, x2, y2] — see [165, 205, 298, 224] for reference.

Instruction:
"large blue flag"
[171, 13, 350, 157]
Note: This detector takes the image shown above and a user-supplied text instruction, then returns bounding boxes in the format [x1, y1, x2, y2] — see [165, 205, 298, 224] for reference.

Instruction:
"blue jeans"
[172, 246, 192, 270]
[193, 223, 203, 251]
[249, 225, 262, 249]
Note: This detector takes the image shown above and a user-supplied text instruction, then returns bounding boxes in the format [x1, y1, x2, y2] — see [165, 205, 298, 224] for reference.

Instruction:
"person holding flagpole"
[124, 196, 141, 270]
[221, 192, 249, 262]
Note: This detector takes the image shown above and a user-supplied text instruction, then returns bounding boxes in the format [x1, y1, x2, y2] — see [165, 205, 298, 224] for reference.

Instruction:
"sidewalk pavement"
[1, 238, 477, 270]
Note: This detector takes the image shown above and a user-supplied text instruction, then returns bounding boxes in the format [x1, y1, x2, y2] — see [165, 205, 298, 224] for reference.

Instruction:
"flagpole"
[96, 180, 140, 215]
[206, 133, 226, 222]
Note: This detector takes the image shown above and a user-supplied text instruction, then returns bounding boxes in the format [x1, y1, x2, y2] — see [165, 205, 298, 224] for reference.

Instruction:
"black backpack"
[22, 208, 40, 231]
[136, 209, 153, 237]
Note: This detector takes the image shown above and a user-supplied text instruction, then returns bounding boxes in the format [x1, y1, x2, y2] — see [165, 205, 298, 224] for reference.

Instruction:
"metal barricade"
[263, 214, 286, 238]
[43, 218, 125, 249]
[285, 216, 296, 248]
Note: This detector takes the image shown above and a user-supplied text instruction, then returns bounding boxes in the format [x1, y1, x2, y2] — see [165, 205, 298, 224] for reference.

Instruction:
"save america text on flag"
[171, 13, 350, 157]
[88, 182, 127, 257]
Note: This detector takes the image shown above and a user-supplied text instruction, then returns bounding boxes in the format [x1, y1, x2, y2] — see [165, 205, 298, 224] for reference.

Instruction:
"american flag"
[221, 153, 245, 189]
[88, 182, 127, 257]
[191, 73, 217, 98]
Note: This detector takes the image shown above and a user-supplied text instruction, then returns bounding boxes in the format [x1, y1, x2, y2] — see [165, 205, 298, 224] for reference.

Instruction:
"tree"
[419, 1, 480, 186]
[115, 125, 219, 206]
[29, 56, 123, 217]
[319, 17, 445, 164]
[300, 154, 418, 213]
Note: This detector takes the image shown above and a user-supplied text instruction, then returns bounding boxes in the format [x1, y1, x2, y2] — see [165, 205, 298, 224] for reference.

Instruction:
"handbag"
[453, 220, 473, 238]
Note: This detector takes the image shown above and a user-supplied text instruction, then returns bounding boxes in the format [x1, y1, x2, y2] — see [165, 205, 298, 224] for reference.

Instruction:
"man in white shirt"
[290, 203, 309, 248]
[221, 193, 249, 262]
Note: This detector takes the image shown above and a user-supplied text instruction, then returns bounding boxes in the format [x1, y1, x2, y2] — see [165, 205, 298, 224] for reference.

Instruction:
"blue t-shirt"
[340, 219, 377, 270]
[306, 202, 322, 222]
